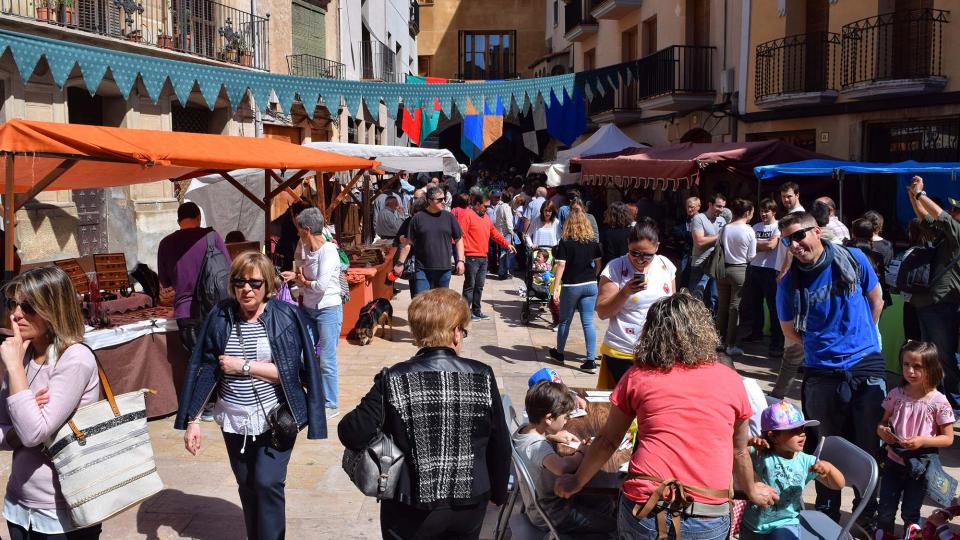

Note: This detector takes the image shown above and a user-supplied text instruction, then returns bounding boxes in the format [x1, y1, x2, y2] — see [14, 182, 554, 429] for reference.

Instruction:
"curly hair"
[604, 202, 633, 228]
[634, 290, 720, 370]
[561, 208, 595, 242]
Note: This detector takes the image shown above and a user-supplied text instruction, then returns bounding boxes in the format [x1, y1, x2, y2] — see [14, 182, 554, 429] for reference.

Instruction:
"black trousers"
[380, 500, 486, 540]
[222, 431, 295, 540]
[7, 522, 101, 540]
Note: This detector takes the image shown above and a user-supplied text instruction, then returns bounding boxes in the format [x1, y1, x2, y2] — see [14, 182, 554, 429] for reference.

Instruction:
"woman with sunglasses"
[339, 288, 511, 539]
[594, 218, 676, 388]
[0, 267, 102, 539]
[175, 252, 325, 540]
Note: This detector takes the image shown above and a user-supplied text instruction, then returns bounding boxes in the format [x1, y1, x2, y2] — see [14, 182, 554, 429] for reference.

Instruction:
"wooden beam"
[174, 169, 220, 182]
[264, 170, 271, 254]
[325, 170, 365, 218]
[267, 169, 310, 201]
[219, 172, 265, 211]
[362, 173, 372, 244]
[14, 159, 78, 211]
[316, 173, 328, 211]
[4, 156, 15, 275]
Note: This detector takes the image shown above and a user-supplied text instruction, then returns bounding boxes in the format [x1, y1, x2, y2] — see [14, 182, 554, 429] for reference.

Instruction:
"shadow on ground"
[481, 344, 545, 365]
[137, 489, 244, 540]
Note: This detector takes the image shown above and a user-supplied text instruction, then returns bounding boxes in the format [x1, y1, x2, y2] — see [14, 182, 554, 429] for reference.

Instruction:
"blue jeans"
[305, 304, 342, 409]
[223, 430, 295, 540]
[556, 282, 598, 360]
[803, 365, 886, 520]
[413, 269, 452, 296]
[618, 495, 730, 540]
[916, 302, 960, 412]
[688, 264, 717, 312]
[877, 456, 926, 533]
[740, 524, 800, 540]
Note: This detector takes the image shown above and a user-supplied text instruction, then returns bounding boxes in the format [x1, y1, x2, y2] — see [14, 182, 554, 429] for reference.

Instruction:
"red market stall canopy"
[0, 119, 379, 272]
[571, 140, 827, 190]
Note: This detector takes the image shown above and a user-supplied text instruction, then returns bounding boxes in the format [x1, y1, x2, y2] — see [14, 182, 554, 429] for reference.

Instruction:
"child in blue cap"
[741, 401, 845, 540]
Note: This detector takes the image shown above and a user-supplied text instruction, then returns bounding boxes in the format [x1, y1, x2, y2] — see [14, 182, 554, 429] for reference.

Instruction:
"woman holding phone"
[594, 218, 676, 388]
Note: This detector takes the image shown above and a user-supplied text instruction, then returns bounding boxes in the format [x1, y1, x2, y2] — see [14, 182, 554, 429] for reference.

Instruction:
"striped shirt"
[214, 321, 282, 436]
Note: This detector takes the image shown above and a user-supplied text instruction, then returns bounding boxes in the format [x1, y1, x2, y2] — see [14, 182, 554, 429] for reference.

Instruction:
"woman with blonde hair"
[556, 291, 778, 539]
[339, 288, 511, 539]
[549, 207, 603, 372]
[176, 251, 324, 540]
[0, 266, 103, 538]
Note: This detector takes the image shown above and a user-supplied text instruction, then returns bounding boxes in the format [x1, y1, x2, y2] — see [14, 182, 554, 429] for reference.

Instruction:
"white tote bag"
[43, 357, 163, 527]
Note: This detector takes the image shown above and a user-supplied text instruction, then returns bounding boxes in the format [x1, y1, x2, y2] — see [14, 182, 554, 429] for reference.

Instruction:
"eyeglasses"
[460, 327, 469, 339]
[628, 250, 656, 260]
[429, 197, 445, 203]
[5, 298, 35, 315]
[780, 226, 816, 247]
[231, 278, 264, 290]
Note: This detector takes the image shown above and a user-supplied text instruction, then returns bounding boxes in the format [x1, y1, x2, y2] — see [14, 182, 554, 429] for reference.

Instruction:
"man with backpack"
[158, 202, 231, 358]
[907, 176, 960, 414]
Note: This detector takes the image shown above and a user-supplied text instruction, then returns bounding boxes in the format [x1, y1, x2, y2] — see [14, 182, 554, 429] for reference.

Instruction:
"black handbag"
[235, 322, 299, 450]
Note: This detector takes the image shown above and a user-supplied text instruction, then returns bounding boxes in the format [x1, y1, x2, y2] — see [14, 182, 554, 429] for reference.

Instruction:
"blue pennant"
[170, 71, 197, 106]
[9, 40, 43, 83]
[77, 56, 109, 96]
[139, 64, 168, 103]
[108, 66, 138, 100]
[47, 56, 76, 88]
[196, 69, 224, 109]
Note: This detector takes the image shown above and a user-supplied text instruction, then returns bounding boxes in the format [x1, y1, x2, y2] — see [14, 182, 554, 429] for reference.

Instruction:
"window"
[458, 30, 517, 80]
[642, 15, 657, 57]
[553, 0, 558, 27]
[418, 55, 432, 76]
[583, 48, 596, 70]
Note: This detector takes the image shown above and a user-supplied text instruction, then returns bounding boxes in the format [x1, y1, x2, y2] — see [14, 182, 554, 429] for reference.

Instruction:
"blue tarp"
[754, 159, 960, 180]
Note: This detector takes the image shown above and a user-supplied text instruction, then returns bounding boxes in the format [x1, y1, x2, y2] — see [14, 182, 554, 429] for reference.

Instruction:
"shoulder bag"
[43, 344, 164, 527]
[703, 226, 727, 280]
[235, 322, 299, 450]
[342, 367, 406, 499]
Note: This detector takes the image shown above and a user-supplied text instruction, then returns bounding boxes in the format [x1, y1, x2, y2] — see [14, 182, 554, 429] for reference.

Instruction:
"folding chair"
[798, 436, 879, 540]
[495, 394, 521, 540]
[507, 445, 563, 540]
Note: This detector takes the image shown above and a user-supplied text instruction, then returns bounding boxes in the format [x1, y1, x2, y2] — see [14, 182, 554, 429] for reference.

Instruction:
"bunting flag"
[401, 106, 423, 146]
[421, 98, 443, 142]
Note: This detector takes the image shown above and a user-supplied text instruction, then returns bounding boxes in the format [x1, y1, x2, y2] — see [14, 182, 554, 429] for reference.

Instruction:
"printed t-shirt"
[750, 222, 782, 270]
[600, 255, 676, 355]
[553, 239, 602, 285]
[776, 247, 880, 370]
[742, 450, 816, 534]
[408, 210, 464, 271]
[511, 429, 563, 528]
[882, 387, 954, 464]
[612, 362, 751, 505]
[691, 212, 727, 266]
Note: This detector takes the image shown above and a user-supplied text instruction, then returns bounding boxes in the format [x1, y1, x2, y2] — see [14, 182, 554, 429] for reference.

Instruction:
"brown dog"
[354, 298, 393, 345]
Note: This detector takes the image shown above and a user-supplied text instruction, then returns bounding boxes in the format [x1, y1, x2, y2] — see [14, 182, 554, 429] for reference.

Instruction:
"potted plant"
[157, 30, 174, 49]
[125, 29, 143, 42]
[59, 0, 75, 25]
[35, 0, 56, 22]
[231, 35, 253, 66]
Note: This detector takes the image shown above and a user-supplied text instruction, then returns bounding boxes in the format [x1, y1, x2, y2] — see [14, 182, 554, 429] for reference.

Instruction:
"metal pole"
[362, 173, 371, 244]
[263, 170, 272, 254]
[4, 156, 14, 278]
[837, 169, 844, 221]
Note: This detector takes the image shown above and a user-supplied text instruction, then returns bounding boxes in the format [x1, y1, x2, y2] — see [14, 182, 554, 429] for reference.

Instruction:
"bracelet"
[188, 418, 202, 425]
[915, 190, 926, 201]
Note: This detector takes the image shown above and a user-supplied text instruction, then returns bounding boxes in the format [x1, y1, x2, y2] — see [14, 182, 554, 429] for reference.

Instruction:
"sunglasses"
[780, 226, 816, 247]
[231, 278, 264, 290]
[5, 298, 35, 315]
[628, 250, 656, 260]
[429, 197, 445, 203]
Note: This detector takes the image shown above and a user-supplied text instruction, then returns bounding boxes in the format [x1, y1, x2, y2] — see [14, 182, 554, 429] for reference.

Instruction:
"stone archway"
[680, 127, 712, 143]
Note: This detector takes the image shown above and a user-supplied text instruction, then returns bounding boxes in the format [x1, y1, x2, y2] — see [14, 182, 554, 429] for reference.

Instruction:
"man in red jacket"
[458, 193, 516, 320]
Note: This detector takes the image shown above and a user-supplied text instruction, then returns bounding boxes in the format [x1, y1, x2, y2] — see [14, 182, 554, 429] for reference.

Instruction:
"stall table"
[564, 390, 632, 493]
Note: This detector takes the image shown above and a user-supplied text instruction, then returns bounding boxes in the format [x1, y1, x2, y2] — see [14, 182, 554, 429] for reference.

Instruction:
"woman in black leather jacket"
[174, 251, 325, 540]
[339, 288, 511, 539]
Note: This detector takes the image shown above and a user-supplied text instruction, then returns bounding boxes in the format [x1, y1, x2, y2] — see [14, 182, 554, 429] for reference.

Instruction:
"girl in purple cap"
[741, 401, 845, 540]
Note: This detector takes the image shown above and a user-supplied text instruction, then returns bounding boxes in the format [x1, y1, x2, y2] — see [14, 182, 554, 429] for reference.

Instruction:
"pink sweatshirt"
[0, 344, 101, 508]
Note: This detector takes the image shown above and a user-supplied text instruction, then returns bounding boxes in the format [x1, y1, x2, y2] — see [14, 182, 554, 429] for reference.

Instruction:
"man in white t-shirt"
[523, 186, 547, 231]
[688, 193, 727, 310]
[815, 196, 850, 243]
[738, 198, 785, 358]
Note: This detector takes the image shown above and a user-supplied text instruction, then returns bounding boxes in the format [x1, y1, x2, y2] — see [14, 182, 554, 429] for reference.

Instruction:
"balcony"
[637, 45, 715, 111]
[841, 8, 948, 100]
[755, 32, 840, 109]
[564, 0, 598, 42]
[360, 39, 401, 82]
[287, 54, 344, 79]
[590, 0, 642, 20]
[409, 0, 419, 37]
[587, 81, 643, 125]
[1, 0, 270, 70]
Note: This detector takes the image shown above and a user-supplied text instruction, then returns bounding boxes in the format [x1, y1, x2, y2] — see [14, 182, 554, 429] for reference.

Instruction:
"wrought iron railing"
[1, 0, 270, 71]
[638, 45, 715, 99]
[287, 54, 344, 79]
[841, 8, 948, 88]
[564, 0, 598, 36]
[755, 32, 840, 101]
[359, 39, 400, 82]
[588, 81, 640, 116]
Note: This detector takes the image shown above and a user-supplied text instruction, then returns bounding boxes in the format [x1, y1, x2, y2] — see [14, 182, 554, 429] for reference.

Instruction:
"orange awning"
[0, 119, 378, 192]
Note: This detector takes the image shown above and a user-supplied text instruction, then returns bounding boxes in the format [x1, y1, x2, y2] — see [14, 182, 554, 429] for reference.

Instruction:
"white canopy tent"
[306, 142, 462, 181]
[528, 124, 645, 187]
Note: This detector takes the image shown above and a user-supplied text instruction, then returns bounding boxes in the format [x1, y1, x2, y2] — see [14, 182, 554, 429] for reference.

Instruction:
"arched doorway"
[680, 128, 712, 143]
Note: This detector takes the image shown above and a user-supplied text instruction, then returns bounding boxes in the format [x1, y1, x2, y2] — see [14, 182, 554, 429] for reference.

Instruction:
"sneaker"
[580, 360, 598, 374]
[200, 403, 215, 422]
[325, 408, 340, 420]
[726, 346, 745, 356]
[472, 312, 490, 321]
[905, 524, 922, 540]
[548, 348, 565, 363]
[550, 324, 558, 333]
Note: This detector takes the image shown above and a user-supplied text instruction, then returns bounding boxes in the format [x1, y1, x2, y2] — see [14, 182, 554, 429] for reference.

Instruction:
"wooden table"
[564, 390, 633, 492]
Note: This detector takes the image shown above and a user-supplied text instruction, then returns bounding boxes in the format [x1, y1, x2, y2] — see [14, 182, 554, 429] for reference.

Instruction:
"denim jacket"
[173, 298, 327, 440]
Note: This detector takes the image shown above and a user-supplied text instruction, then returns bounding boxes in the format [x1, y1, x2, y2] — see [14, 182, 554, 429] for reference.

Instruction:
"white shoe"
[725, 346, 744, 356]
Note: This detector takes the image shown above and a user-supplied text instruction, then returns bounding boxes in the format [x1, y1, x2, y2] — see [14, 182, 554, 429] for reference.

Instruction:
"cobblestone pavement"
[0, 273, 954, 538]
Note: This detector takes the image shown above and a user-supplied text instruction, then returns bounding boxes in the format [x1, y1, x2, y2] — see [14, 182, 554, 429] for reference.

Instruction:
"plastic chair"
[797, 436, 879, 540]
[507, 445, 563, 540]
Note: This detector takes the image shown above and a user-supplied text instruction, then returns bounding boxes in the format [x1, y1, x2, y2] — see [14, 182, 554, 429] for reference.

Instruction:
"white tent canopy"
[529, 124, 645, 187]
[306, 142, 462, 180]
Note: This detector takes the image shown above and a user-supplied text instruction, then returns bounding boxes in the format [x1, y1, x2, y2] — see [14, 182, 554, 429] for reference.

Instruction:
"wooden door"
[803, 0, 830, 91]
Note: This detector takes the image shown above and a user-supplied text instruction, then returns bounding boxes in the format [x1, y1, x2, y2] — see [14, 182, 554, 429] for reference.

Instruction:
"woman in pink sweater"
[0, 267, 101, 539]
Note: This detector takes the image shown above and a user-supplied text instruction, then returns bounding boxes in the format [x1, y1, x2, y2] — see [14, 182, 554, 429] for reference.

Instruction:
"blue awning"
[754, 159, 960, 180]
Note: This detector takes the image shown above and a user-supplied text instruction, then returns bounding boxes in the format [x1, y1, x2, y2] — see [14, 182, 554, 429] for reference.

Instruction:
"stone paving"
[0, 272, 955, 539]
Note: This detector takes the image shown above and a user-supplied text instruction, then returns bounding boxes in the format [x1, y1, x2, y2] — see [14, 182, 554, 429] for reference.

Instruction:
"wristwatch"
[242, 359, 251, 377]
[915, 190, 926, 201]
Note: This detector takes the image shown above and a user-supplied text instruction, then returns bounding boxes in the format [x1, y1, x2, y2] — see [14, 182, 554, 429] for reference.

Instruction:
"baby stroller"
[520, 247, 558, 325]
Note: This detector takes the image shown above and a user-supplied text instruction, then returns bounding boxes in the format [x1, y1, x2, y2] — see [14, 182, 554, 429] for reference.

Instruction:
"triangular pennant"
[108, 66, 138, 100]
[249, 80, 273, 112]
[342, 92, 361, 119]
[170, 72, 197, 106]
[47, 57, 77, 88]
[77, 56, 109, 96]
[199, 80, 223, 110]
[365, 97, 380, 123]
[440, 96, 453, 118]
[139, 65, 168, 103]
[9, 40, 43, 83]
[274, 81, 298, 114]
[222, 73, 249, 110]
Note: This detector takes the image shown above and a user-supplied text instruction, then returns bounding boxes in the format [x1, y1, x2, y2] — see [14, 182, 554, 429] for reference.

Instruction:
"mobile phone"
[634, 272, 646, 284]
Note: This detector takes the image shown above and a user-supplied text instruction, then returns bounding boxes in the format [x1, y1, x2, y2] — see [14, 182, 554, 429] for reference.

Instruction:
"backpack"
[190, 229, 231, 321]
[894, 243, 960, 294]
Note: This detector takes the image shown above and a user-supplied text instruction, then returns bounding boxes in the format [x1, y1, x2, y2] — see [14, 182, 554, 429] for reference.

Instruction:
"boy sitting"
[512, 381, 615, 534]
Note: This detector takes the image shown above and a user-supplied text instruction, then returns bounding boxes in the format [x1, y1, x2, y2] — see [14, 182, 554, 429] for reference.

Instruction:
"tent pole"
[837, 169, 844, 221]
[4, 156, 14, 279]
[264, 170, 272, 255]
[362, 173, 372, 244]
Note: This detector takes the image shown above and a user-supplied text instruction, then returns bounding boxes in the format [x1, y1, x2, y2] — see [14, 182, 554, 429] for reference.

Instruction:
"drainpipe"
[737, 0, 751, 125]
[251, 0, 263, 137]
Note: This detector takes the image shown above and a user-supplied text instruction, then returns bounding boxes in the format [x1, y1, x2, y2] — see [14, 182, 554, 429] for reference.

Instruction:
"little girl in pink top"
[876, 340, 955, 538]
[0, 267, 102, 539]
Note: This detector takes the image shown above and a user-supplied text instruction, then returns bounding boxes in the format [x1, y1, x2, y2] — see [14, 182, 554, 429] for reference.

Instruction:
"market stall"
[528, 123, 645, 187]
[0, 119, 379, 416]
